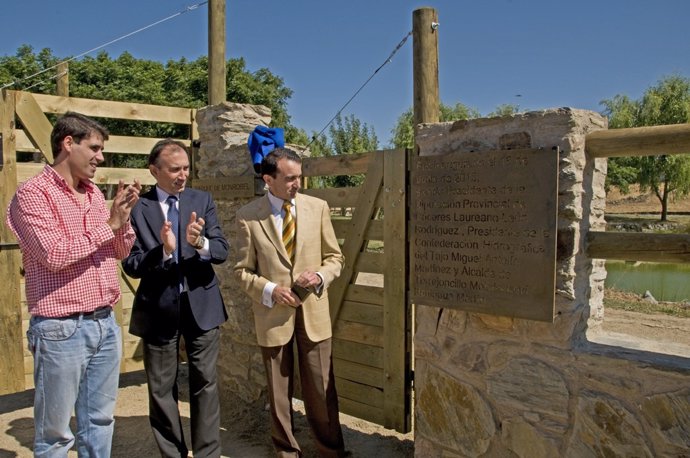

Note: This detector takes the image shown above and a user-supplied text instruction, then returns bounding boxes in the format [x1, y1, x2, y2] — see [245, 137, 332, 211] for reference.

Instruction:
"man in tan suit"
[234, 147, 347, 457]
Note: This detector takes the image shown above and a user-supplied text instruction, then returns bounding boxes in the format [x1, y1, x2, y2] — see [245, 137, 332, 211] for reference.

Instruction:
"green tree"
[487, 103, 521, 118]
[601, 75, 690, 221]
[0, 46, 295, 138]
[328, 114, 378, 188]
[389, 102, 480, 149]
[302, 114, 378, 190]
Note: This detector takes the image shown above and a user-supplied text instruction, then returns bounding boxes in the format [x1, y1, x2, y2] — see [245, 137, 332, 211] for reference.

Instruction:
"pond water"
[605, 261, 690, 302]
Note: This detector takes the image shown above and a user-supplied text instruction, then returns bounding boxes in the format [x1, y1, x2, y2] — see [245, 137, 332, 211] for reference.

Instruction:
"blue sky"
[1, 1, 689, 145]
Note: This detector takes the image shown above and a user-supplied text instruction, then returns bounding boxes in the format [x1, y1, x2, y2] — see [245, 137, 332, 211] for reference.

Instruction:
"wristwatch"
[193, 235, 206, 250]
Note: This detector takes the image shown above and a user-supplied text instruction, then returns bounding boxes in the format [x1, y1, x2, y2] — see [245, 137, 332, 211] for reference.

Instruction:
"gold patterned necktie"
[282, 200, 295, 261]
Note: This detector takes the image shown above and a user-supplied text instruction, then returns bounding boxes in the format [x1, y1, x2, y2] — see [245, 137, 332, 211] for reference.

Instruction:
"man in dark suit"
[234, 147, 347, 457]
[123, 139, 228, 458]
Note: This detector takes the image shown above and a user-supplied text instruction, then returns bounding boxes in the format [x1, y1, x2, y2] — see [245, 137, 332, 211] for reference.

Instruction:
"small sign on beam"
[193, 176, 255, 199]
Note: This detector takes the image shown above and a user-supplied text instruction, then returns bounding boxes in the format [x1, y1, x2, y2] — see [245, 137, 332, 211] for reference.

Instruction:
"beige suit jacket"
[234, 193, 344, 347]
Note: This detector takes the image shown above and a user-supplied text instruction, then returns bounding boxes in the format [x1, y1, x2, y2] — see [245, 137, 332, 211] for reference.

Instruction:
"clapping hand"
[108, 179, 141, 231]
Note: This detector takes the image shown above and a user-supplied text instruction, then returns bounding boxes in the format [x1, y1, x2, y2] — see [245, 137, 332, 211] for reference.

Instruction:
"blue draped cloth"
[247, 126, 285, 173]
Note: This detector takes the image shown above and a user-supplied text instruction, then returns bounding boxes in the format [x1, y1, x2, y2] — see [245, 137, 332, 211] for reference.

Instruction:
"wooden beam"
[382, 148, 409, 432]
[17, 130, 190, 155]
[31, 93, 193, 124]
[339, 301, 383, 326]
[56, 62, 69, 97]
[302, 151, 375, 176]
[355, 252, 383, 273]
[14, 91, 53, 163]
[18, 163, 155, 186]
[333, 321, 384, 347]
[0, 89, 25, 394]
[413, 8, 439, 135]
[336, 378, 384, 409]
[338, 397, 384, 426]
[328, 154, 384, 322]
[586, 124, 690, 158]
[587, 231, 690, 262]
[302, 186, 362, 209]
[208, 0, 226, 104]
[333, 339, 384, 368]
[344, 284, 384, 306]
[333, 358, 384, 388]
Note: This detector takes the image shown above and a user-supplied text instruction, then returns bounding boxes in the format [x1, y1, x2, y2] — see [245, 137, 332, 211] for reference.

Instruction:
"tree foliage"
[389, 102, 481, 149]
[306, 114, 378, 189]
[0, 45, 294, 139]
[487, 103, 521, 118]
[601, 75, 690, 220]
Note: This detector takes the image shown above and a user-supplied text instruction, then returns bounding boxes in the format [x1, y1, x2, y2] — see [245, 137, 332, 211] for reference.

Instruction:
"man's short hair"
[261, 148, 302, 177]
[148, 138, 189, 167]
[51, 112, 109, 157]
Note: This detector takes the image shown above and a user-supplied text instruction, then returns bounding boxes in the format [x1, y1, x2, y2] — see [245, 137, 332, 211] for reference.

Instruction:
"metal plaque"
[410, 148, 558, 322]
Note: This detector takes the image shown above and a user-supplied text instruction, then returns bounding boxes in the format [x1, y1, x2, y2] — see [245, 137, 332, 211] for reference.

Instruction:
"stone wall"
[413, 108, 690, 457]
[194, 102, 270, 405]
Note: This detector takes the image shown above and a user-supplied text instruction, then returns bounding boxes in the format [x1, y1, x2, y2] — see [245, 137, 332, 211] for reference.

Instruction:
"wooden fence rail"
[585, 123, 690, 262]
[586, 124, 690, 158]
[1, 90, 197, 394]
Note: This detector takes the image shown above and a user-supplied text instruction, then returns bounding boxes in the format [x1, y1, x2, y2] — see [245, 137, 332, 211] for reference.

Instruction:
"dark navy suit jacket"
[123, 186, 228, 342]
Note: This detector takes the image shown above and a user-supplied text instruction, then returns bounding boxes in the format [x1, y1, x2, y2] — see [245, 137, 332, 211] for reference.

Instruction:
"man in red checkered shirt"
[6, 112, 141, 457]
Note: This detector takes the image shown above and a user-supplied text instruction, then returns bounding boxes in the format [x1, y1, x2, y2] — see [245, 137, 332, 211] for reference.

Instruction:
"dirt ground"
[0, 365, 414, 457]
[1, 312, 686, 458]
[1, 187, 688, 457]
[606, 183, 690, 214]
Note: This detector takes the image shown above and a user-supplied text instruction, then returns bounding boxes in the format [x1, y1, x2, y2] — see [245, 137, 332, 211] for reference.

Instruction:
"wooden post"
[413, 7, 439, 140]
[208, 0, 226, 105]
[56, 62, 69, 97]
[0, 90, 25, 394]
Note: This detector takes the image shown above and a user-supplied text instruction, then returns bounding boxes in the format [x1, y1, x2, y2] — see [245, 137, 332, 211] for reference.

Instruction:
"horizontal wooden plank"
[339, 301, 383, 326]
[333, 321, 383, 347]
[338, 396, 384, 426]
[122, 359, 145, 373]
[302, 151, 375, 176]
[331, 219, 383, 241]
[333, 357, 383, 388]
[18, 163, 156, 186]
[344, 284, 384, 306]
[586, 124, 690, 158]
[586, 231, 690, 262]
[364, 219, 384, 241]
[31, 93, 194, 124]
[355, 251, 384, 274]
[302, 187, 361, 208]
[336, 377, 384, 408]
[24, 357, 33, 375]
[123, 340, 144, 360]
[17, 130, 190, 155]
[333, 339, 384, 368]
[331, 219, 349, 239]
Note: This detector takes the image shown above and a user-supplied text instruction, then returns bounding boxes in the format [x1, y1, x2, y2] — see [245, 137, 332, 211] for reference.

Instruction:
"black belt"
[67, 306, 112, 320]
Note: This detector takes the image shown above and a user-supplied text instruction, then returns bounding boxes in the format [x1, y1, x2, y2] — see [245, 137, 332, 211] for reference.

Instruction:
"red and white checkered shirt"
[6, 165, 136, 317]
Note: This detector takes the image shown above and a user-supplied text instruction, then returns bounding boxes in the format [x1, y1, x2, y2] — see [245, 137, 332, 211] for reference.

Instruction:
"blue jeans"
[27, 312, 122, 457]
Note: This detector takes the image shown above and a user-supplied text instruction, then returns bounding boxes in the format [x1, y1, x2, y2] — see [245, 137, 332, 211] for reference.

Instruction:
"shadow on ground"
[0, 368, 413, 457]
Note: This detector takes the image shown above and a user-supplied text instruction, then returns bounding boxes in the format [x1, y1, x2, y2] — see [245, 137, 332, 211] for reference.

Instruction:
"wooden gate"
[0, 90, 196, 394]
[301, 150, 413, 433]
[0, 90, 413, 433]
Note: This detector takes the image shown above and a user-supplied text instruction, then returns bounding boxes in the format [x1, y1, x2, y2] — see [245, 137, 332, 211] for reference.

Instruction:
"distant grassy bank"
[602, 211, 690, 317]
[604, 288, 690, 318]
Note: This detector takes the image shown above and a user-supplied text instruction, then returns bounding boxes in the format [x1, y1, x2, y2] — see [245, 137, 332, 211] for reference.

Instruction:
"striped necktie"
[282, 200, 295, 261]
[166, 195, 179, 263]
